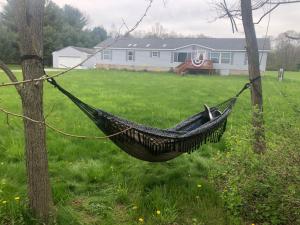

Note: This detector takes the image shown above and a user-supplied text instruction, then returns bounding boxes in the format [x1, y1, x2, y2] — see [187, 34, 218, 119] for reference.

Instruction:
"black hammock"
[47, 78, 250, 162]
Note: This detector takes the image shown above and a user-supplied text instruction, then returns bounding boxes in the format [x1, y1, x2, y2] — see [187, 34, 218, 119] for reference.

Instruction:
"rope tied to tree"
[20, 55, 44, 62]
[235, 76, 261, 97]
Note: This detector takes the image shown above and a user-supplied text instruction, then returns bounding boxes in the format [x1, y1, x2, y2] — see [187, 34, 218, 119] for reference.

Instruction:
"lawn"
[0, 69, 299, 225]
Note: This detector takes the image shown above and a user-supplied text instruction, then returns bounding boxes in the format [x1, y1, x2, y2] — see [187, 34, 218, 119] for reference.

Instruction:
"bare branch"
[215, 0, 300, 26]
[223, 0, 238, 32]
[121, 18, 130, 32]
[0, 0, 154, 88]
[0, 106, 132, 140]
[285, 33, 300, 40]
[268, 0, 300, 4]
[0, 60, 22, 95]
[254, 3, 279, 24]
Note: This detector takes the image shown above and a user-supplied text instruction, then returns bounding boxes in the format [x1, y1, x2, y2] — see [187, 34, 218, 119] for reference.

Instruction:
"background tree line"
[267, 30, 300, 71]
[0, 0, 107, 65]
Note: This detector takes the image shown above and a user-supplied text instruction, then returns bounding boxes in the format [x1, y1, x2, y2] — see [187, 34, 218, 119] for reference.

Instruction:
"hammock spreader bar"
[47, 77, 249, 162]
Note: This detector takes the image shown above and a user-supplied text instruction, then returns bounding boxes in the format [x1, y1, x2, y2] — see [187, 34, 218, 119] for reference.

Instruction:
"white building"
[52, 37, 270, 75]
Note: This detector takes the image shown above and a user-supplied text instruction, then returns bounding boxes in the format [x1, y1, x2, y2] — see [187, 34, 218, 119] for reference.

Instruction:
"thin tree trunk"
[12, 0, 53, 222]
[241, 0, 266, 153]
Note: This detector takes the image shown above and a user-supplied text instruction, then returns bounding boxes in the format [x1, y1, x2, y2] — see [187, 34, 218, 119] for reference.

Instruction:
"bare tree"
[268, 31, 300, 70]
[241, 0, 266, 153]
[215, 0, 300, 153]
[151, 22, 166, 37]
[0, 0, 53, 222]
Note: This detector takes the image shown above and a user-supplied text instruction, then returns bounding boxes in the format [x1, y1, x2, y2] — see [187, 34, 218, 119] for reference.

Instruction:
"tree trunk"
[13, 0, 53, 222]
[241, 0, 266, 153]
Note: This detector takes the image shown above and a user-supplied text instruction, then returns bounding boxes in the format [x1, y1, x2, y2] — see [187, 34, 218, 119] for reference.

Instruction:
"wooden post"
[12, 0, 53, 222]
[241, 0, 266, 153]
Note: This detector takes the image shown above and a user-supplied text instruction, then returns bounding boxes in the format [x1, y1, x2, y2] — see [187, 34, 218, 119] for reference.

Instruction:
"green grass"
[5, 64, 22, 70]
[0, 69, 299, 224]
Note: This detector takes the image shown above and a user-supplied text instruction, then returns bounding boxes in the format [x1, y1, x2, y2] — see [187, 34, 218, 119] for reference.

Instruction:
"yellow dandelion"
[132, 206, 138, 210]
[251, 224, 255, 225]
[14, 197, 20, 201]
[156, 210, 161, 215]
[2, 200, 7, 204]
[138, 217, 144, 223]
[197, 184, 202, 188]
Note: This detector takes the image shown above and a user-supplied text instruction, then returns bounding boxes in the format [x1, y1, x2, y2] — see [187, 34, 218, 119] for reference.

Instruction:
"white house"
[52, 37, 270, 75]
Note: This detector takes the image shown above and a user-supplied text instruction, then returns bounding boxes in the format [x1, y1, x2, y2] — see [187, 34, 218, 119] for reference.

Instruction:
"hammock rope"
[47, 77, 254, 162]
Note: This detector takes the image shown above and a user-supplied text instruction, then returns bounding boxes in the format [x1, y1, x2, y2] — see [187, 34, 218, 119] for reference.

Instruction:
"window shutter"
[231, 52, 234, 64]
[171, 52, 174, 63]
[101, 51, 103, 60]
[244, 53, 248, 65]
[173, 52, 178, 62]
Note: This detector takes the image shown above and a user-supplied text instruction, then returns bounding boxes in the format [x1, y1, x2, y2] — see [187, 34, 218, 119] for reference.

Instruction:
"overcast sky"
[1, 0, 299, 37]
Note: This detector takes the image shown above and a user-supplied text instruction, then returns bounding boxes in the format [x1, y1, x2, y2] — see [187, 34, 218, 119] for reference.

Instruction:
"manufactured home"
[52, 37, 270, 75]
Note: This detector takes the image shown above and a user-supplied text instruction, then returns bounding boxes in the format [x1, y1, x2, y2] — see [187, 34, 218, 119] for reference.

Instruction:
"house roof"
[95, 37, 271, 51]
[72, 46, 96, 54]
[53, 46, 96, 54]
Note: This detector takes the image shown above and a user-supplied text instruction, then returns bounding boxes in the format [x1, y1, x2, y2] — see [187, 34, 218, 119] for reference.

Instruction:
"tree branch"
[254, 3, 280, 24]
[285, 33, 300, 40]
[0, 60, 22, 95]
[215, 0, 300, 26]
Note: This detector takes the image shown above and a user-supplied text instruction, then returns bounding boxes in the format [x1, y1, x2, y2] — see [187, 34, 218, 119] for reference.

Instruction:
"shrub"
[209, 125, 300, 225]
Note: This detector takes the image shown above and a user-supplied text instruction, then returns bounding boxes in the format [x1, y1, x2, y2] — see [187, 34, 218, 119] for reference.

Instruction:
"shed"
[52, 46, 95, 69]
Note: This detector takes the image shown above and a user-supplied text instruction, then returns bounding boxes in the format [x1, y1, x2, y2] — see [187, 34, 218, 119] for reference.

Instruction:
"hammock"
[47, 78, 249, 162]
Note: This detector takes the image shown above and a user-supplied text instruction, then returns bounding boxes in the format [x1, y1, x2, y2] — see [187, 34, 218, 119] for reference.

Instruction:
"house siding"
[95, 49, 175, 70]
[52, 46, 89, 69]
[53, 42, 269, 75]
[94, 47, 268, 75]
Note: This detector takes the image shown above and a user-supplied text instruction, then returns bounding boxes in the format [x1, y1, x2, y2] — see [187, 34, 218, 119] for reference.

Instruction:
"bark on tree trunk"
[241, 0, 266, 153]
[12, 0, 53, 222]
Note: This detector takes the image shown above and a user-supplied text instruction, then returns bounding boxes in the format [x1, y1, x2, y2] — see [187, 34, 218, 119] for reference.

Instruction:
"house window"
[210, 52, 220, 63]
[173, 52, 192, 62]
[127, 50, 135, 61]
[151, 51, 160, 57]
[221, 52, 231, 64]
[103, 50, 112, 60]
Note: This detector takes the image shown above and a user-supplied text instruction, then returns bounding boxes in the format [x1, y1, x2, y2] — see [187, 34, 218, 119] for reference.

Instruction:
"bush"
[209, 125, 300, 225]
